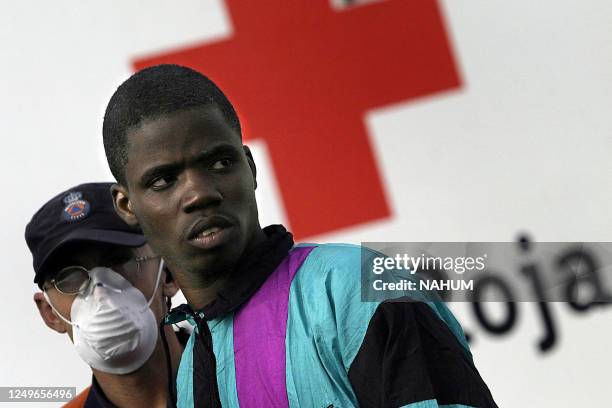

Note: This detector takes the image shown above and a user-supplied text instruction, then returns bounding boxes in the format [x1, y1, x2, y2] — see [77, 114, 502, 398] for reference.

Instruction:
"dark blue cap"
[25, 182, 146, 286]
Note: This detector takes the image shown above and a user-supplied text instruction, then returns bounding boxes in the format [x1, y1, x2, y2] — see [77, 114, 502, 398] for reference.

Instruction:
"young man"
[25, 182, 187, 408]
[103, 64, 498, 407]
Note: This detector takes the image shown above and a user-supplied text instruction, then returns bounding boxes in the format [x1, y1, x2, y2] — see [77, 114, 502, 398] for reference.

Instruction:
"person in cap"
[25, 182, 187, 408]
[103, 64, 497, 407]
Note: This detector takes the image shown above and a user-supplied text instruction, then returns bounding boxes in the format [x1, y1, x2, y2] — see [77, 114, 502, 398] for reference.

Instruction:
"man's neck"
[182, 272, 230, 311]
[92, 325, 183, 408]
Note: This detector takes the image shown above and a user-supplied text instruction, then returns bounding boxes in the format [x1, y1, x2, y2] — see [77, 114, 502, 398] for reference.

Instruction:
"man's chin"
[189, 250, 240, 280]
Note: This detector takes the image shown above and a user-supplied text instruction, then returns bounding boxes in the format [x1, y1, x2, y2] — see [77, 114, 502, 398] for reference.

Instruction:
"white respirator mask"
[44, 259, 164, 375]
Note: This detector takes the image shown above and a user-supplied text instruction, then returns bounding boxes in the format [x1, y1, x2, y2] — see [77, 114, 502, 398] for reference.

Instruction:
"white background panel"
[1, 1, 611, 406]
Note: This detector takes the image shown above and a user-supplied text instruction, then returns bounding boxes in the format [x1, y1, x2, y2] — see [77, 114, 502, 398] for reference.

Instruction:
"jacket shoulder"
[294, 242, 386, 295]
[296, 242, 375, 274]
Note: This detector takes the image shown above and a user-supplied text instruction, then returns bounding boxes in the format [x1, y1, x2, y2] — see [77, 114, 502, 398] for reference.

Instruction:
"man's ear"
[111, 183, 139, 227]
[243, 145, 258, 190]
[161, 268, 179, 298]
[33, 292, 67, 334]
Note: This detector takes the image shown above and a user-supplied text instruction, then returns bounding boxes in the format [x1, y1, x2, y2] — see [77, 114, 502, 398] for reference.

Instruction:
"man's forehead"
[126, 106, 239, 150]
[124, 107, 242, 183]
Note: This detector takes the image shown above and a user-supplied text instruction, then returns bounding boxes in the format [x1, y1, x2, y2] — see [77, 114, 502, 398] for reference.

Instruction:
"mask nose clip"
[86, 281, 122, 299]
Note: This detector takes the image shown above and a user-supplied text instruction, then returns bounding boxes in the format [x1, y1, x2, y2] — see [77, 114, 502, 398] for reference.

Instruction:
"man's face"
[40, 243, 166, 339]
[119, 106, 261, 289]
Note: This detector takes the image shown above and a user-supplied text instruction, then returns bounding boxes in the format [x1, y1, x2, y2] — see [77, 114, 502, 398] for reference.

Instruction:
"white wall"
[1, 1, 611, 406]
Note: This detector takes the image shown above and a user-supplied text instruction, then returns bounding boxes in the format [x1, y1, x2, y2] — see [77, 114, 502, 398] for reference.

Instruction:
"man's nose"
[91, 282, 122, 294]
[181, 170, 223, 213]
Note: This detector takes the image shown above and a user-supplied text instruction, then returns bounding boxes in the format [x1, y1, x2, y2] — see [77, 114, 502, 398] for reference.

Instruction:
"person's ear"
[243, 145, 258, 190]
[33, 292, 68, 334]
[111, 183, 139, 227]
[161, 268, 179, 299]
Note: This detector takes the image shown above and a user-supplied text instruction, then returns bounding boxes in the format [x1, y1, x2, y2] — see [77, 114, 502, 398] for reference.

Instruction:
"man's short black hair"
[103, 64, 241, 185]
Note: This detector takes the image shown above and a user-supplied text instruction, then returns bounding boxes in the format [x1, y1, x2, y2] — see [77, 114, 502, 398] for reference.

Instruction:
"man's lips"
[188, 226, 232, 250]
[186, 215, 234, 250]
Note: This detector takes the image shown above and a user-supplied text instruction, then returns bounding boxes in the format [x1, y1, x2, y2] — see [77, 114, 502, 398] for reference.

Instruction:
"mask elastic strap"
[145, 258, 165, 309]
[42, 290, 76, 327]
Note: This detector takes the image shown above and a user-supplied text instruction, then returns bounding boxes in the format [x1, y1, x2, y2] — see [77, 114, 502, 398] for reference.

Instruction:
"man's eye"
[210, 158, 233, 171]
[150, 175, 176, 190]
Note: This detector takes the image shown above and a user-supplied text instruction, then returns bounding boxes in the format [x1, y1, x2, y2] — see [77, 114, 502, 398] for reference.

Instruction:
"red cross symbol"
[133, 0, 461, 239]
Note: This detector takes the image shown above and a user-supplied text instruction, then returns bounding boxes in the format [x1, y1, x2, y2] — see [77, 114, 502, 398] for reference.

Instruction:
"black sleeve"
[348, 300, 498, 408]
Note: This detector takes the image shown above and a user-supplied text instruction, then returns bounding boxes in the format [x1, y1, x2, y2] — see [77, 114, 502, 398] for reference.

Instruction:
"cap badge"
[62, 191, 90, 222]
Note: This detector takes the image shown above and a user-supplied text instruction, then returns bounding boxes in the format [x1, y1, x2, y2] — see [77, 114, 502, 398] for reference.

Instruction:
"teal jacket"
[168, 239, 497, 408]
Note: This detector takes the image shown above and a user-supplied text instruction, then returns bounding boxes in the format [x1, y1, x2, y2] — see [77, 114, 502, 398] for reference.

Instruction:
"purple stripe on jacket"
[233, 246, 316, 407]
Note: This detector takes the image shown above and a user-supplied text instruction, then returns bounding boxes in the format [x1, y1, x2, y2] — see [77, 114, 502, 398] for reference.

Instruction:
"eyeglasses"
[44, 255, 162, 295]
